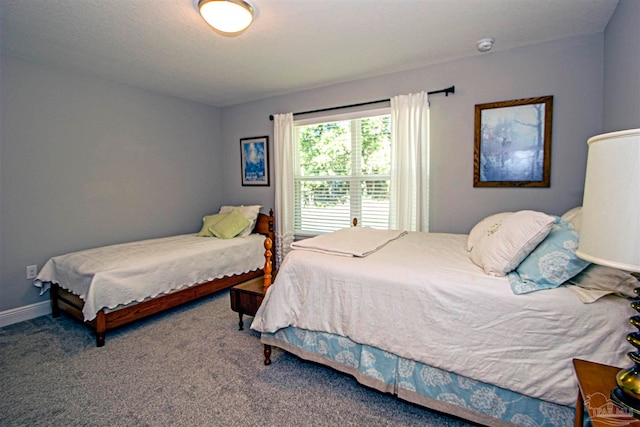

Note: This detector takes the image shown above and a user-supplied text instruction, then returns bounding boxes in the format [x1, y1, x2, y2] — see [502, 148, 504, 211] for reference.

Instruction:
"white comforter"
[252, 231, 635, 406]
[35, 234, 266, 321]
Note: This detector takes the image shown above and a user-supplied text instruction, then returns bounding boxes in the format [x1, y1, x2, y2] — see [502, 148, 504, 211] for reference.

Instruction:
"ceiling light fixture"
[198, 0, 254, 34]
[477, 38, 495, 53]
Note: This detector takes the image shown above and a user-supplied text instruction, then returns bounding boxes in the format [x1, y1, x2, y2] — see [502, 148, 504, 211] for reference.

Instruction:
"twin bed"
[252, 209, 638, 426]
[35, 207, 275, 346]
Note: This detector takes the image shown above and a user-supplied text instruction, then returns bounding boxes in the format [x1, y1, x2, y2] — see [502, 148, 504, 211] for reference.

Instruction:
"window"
[294, 108, 391, 235]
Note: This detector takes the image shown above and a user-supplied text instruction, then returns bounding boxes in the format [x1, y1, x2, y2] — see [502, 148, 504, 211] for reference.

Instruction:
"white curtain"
[389, 91, 430, 232]
[273, 113, 295, 267]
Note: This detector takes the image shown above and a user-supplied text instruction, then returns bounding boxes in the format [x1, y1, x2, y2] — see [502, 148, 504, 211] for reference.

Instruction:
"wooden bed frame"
[51, 211, 275, 347]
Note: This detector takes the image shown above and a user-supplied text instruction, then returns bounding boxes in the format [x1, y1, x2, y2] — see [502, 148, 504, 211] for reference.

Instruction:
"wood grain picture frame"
[474, 96, 553, 187]
[240, 136, 269, 186]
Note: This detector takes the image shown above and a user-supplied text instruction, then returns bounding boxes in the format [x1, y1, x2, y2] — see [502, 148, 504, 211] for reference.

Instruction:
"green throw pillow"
[196, 213, 229, 237]
[210, 209, 250, 239]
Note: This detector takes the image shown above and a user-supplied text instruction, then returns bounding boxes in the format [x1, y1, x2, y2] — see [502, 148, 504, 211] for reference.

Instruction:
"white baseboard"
[0, 301, 51, 328]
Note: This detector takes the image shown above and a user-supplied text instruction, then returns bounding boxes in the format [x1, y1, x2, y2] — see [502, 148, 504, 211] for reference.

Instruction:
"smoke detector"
[477, 38, 495, 53]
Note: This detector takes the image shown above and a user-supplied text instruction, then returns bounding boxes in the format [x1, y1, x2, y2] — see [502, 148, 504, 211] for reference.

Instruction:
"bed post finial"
[268, 209, 275, 233]
[263, 237, 273, 292]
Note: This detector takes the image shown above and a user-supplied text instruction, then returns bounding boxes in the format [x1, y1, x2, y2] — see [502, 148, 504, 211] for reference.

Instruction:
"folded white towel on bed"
[291, 227, 407, 257]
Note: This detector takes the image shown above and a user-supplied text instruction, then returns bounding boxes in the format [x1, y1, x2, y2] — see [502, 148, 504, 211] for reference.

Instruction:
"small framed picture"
[240, 136, 269, 186]
[474, 96, 553, 187]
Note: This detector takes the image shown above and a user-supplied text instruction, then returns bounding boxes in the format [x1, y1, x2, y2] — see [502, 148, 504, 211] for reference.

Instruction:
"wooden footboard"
[50, 210, 276, 347]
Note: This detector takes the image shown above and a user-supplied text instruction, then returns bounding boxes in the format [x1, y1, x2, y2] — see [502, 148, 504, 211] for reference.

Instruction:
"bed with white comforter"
[252, 215, 636, 426]
[36, 233, 266, 321]
[35, 207, 275, 346]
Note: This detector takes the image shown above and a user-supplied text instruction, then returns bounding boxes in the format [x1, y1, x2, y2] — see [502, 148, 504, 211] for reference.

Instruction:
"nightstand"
[230, 275, 265, 330]
[573, 358, 640, 427]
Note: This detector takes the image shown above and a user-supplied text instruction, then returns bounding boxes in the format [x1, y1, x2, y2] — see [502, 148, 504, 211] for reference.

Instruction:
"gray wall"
[219, 34, 605, 234]
[603, 0, 640, 132]
[0, 57, 223, 312]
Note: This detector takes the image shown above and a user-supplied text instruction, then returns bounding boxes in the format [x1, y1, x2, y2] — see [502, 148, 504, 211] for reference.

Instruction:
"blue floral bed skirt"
[262, 327, 574, 427]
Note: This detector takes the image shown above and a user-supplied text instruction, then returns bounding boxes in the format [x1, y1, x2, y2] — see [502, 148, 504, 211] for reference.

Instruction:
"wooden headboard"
[254, 209, 275, 240]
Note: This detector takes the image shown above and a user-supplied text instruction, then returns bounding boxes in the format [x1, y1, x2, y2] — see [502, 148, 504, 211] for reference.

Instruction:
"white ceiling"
[1, 0, 619, 107]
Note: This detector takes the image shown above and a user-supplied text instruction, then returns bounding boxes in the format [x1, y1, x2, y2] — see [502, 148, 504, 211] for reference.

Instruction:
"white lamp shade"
[576, 129, 640, 273]
[199, 0, 253, 34]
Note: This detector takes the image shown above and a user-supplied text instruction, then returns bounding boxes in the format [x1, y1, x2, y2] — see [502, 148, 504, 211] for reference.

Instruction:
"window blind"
[293, 110, 391, 235]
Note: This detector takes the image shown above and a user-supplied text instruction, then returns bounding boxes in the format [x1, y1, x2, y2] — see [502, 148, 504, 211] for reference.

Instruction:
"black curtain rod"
[269, 85, 455, 121]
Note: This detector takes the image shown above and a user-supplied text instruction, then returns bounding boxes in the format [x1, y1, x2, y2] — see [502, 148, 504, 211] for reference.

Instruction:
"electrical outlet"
[26, 265, 38, 280]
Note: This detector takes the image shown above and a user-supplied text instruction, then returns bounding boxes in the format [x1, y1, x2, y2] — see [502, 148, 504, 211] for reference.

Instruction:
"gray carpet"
[0, 291, 476, 426]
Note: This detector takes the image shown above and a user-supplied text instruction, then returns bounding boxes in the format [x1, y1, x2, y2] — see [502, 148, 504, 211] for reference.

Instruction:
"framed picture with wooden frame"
[240, 136, 269, 186]
[474, 96, 553, 187]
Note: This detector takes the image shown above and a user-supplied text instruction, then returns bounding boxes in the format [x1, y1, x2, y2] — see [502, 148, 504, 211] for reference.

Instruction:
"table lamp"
[576, 128, 640, 415]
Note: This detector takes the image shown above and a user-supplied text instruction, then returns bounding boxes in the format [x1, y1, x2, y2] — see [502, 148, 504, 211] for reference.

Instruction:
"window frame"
[293, 107, 391, 237]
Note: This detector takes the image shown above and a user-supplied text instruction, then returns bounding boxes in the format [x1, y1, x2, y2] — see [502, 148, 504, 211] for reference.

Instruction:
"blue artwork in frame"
[474, 96, 553, 187]
[240, 136, 269, 186]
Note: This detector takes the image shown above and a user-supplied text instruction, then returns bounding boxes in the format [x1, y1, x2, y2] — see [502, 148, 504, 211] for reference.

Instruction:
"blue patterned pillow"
[508, 218, 591, 294]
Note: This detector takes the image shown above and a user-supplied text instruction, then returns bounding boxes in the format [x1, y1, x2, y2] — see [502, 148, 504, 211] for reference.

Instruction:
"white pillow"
[561, 206, 582, 232]
[567, 287, 613, 304]
[469, 210, 555, 276]
[466, 212, 513, 251]
[567, 264, 638, 303]
[219, 205, 261, 237]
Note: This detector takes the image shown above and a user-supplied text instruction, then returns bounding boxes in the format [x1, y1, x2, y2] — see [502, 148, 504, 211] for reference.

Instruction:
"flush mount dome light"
[198, 0, 254, 34]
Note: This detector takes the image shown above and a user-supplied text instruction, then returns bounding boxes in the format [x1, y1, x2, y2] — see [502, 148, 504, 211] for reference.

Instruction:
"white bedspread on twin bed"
[251, 231, 635, 407]
[34, 234, 266, 321]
